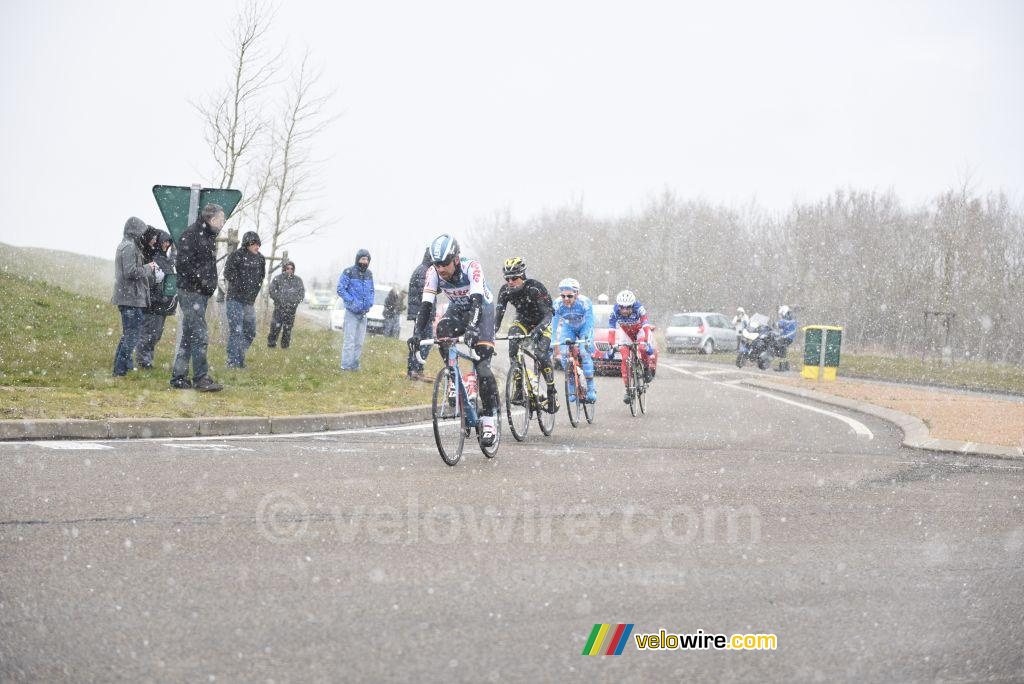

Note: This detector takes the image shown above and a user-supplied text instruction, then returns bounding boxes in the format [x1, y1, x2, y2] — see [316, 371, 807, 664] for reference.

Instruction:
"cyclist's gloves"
[530, 327, 546, 345]
[644, 343, 654, 356]
[407, 336, 420, 353]
[465, 324, 480, 348]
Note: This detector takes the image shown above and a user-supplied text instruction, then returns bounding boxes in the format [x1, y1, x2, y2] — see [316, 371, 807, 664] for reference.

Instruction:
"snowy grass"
[0, 272, 437, 419]
[659, 343, 1024, 394]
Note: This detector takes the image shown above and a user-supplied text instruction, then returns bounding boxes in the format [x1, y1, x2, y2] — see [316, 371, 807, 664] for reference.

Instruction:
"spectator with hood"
[268, 259, 305, 349]
[223, 231, 266, 368]
[405, 248, 432, 381]
[171, 203, 225, 391]
[382, 286, 403, 339]
[111, 217, 156, 376]
[136, 228, 177, 368]
[336, 248, 373, 371]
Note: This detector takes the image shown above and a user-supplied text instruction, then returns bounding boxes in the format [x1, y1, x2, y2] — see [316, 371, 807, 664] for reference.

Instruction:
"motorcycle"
[735, 313, 775, 370]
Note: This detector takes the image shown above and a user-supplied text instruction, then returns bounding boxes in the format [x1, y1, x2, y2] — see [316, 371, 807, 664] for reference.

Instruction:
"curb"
[740, 379, 1023, 461]
[0, 405, 432, 442]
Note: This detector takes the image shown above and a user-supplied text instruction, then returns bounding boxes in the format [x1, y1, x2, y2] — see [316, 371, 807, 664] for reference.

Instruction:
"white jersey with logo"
[422, 257, 494, 308]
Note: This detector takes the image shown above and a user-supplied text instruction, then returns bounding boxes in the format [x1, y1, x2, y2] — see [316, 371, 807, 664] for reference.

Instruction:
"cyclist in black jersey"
[494, 257, 558, 413]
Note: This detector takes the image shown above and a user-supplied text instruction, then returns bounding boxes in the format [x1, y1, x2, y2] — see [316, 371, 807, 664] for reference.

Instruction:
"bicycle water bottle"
[464, 371, 478, 400]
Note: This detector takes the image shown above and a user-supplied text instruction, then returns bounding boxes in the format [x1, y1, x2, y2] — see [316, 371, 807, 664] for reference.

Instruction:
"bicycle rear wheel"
[564, 362, 581, 428]
[505, 362, 530, 441]
[627, 353, 638, 417]
[432, 366, 465, 466]
[583, 374, 596, 424]
[636, 363, 648, 415]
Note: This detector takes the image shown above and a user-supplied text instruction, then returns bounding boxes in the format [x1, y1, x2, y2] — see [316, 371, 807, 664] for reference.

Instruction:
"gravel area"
[770, 376, 1024, 448]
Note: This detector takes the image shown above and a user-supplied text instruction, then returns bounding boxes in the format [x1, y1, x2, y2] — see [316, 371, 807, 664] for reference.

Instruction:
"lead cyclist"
[408, 234, 500, 447]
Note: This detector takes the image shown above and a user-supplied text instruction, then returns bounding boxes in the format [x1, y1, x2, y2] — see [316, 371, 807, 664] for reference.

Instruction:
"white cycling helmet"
[597, 293, 609, 304]
[428, 233, 460, 265]
[778, 305, 790, 317]
[737, 307, 746, 315]
[558, 277, 580, 292]
[615, 290, 636, 307]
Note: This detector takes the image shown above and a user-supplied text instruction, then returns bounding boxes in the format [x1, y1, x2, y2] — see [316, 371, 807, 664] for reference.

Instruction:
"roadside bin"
[801, 325, 842, 380]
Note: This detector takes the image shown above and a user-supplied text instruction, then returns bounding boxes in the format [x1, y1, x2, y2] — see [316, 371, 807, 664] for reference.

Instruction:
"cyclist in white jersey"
[408, 234, 499, 446]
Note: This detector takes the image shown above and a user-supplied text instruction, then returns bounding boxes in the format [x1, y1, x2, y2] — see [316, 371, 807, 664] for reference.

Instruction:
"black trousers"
[268, 305, 297, 348]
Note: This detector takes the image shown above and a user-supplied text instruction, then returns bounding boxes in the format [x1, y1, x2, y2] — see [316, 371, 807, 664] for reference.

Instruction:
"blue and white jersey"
[422, 256, 494, 308]
[553, 294, 594, 338]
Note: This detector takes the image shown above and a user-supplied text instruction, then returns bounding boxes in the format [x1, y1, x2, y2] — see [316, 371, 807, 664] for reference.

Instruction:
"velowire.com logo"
[582, 623, 634, 655]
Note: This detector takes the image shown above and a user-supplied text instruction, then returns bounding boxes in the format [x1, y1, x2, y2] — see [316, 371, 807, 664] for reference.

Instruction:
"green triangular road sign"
[152, 185, 242, 245]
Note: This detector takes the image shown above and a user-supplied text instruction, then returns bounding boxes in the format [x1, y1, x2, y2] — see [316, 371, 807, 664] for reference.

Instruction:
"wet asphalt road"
[1, 360, 1022, 682]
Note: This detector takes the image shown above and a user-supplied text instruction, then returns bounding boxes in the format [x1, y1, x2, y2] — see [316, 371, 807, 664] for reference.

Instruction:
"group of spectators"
[110, 204, 306, 391]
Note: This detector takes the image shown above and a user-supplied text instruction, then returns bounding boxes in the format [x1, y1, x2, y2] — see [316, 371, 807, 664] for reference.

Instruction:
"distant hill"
[0, 242, 113, 297]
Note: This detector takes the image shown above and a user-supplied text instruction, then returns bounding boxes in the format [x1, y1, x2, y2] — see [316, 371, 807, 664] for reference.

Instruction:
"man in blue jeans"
[223, 231, 266, 368]
[337, 249, 373, 371]
[111, 217, 156, 376]
[171, 204, 225, 391]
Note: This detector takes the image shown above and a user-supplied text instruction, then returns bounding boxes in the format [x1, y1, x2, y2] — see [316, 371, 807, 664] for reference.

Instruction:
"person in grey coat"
[268, 260, 305, 349]
[111, 217, 157, 376]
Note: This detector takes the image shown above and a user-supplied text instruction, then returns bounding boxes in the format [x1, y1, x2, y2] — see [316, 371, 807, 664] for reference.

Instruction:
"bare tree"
[194, 0, 280, 199]
[258, 51, 337, 310]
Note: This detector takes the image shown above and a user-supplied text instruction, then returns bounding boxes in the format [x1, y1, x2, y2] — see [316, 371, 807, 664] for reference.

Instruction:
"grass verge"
[0, 272, 439, 419]
[661, 345, 1024, 395]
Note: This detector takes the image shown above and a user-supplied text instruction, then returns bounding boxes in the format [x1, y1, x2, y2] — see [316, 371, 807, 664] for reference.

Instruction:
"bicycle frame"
[421, 337, 481, 429]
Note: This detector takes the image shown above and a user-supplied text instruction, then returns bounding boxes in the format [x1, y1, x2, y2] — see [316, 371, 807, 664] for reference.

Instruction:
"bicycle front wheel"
[505, 362, 530, 441]
[636, 363, 648, 415]
[564, 363, 581, 428]
[627, 354, 639, 417]
[583, 375, 596, 424]
[432, 367, 465, 466]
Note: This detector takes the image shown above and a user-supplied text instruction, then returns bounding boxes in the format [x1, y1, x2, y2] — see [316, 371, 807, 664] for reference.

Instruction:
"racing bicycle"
[498, 334, 556, 441]
[559, 339, 595, 427]
[420, 336, 500, 465]
[621, 341, 649, 417]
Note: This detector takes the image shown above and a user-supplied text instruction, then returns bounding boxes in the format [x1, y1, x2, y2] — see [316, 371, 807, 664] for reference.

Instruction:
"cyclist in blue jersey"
[408, 234, 500, 447]
[551, 277, 597, 404]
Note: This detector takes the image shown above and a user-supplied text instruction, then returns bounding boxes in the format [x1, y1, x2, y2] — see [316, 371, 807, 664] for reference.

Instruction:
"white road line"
[662, 364, 874, 440]
[0, 422, 436, 448]
[695, 369, 746, 376]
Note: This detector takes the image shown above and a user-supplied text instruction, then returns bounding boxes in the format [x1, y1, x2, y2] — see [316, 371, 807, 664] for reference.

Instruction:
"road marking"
[662, 364, 874, 440]
[695, 369, 745, 376]
[34, 441, 113, 450]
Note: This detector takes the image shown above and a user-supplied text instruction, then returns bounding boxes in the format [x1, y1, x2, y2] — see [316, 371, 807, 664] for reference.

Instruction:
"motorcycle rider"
[774, 305, 798, 372]
[732, 307, 750, 351]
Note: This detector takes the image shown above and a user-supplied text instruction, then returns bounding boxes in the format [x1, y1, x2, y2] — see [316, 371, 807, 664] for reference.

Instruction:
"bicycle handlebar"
[419, 337, 480, 361]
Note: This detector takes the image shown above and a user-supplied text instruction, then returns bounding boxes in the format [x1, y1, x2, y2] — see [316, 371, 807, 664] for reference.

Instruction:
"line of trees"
[471, 185, 1024, 364]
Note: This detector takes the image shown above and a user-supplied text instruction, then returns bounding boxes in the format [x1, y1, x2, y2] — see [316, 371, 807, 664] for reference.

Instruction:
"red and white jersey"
[422, 257, 494, 308]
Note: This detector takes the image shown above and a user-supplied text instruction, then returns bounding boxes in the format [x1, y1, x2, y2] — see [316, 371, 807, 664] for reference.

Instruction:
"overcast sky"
[1, 0, 1022, 285]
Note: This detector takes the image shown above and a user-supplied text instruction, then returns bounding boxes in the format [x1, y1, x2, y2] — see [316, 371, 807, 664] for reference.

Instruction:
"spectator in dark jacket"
[406, 248, 432, 380]
[111, 217, 156, 376]
[268, 260, 305, 349]
[382, 287, 403, 339]
[337, 249, 373, 371]
[223, 231, 266, 368]
[171, 203, 224, 391]
[135, 229, 177, 368]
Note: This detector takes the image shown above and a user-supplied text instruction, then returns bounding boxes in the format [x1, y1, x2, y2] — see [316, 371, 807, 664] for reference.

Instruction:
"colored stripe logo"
[582, 623, 634, 655]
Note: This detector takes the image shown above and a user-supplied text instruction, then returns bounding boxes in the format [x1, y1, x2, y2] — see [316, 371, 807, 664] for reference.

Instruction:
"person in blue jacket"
[551, 277, 598, 404]
[337, 248, 374, 371]
[774, 305, 798, 372]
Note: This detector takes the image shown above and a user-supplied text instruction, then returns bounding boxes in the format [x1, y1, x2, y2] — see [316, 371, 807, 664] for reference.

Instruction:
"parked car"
[664, 312, 738, 354]
[329, 285, 391, 335]
[308, 289, 334, 310]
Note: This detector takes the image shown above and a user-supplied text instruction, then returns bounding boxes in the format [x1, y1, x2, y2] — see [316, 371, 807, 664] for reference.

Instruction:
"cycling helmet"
[502, 257, 527, 279]
[597, 293, 609, 304]
[558, 277, 580, 292]
[778, 305, 790, 318]
[429, 234, 460, 265]
[737, 307, 746, 315]
[616, 290, 636, 307]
